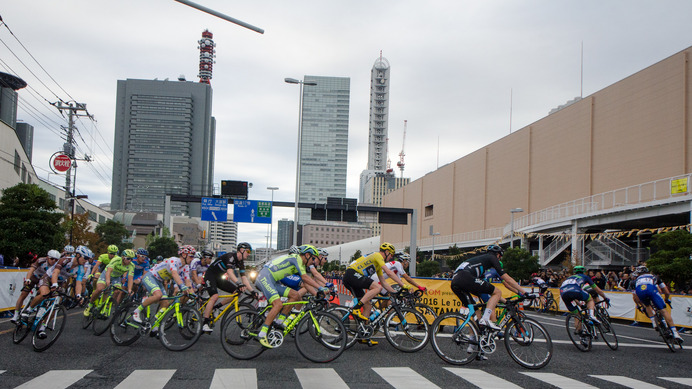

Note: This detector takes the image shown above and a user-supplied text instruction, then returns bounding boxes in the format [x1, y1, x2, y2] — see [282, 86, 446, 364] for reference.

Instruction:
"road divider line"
[15, 370, 92, 389]
[521, 372, 598, 389]
[444, 368, 522, 389]
[210, 369, 257, 389]
[374, 367, 441, 389]
[591, 375, 666, 389]
[296, 368, 348, 389]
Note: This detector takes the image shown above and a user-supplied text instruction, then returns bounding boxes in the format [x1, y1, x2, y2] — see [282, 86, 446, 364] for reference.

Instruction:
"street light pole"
[510, 208, 524, 248]
[267, 186, 278, 253]
[285, 77, 317, 246]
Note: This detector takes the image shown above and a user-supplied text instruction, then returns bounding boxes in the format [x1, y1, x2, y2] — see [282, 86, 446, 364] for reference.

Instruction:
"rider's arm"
[240, 275, 254, 291]
[309, 266, 328, 286]
[377, 272, 398, 294]
[225, 268, 239, 284]
[402, 273, 423, 289]
[500, 273, 526, 295]
[90, 261, 102, 276]
[126, 271, 134, 294]
[105, 266, 113, 286]
[592, 284, 608, 300]
[300, 273, 321, 296]
[383, 266, 406, 289]
[190, 270, 201, 286]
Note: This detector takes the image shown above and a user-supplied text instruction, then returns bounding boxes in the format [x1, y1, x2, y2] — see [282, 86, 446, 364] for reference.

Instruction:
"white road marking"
[114, 369, 175, 389]
[521, 372, 599, 389]
[295, 368, 349, 389]
[591, 375, 666, 389]
[210, 369, 257, 389]
[15, 370, 92, 389]
[374, 367, 441, 389]
[444, 368, 522, 389]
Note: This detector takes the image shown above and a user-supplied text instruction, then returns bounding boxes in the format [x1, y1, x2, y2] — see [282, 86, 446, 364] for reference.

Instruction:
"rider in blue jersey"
[633, 265, 683, 342]
[560, 266, 609, 324]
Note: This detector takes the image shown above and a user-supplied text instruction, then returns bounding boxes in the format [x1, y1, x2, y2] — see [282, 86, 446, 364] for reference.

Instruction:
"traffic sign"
[201, 197, 228, 222]
[233, 200, 271, 224]
[52, 154, 72, 172]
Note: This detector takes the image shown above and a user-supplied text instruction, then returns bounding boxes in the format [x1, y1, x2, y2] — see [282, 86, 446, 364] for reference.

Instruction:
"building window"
[425, 204, 434, 217]
[14, 150, 20, 174]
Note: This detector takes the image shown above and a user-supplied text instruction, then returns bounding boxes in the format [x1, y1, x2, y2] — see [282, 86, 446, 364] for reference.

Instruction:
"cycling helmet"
[635, 265, 649, 275]
[318, 248, 329, 257]
[237, 242, 252, 252]
[107, 245, 119, 254]
[121, 249, 135, 259]
[136, 248, 149, 257]
[178, 245, 196, 257]
[531, 273, 538, 277]
[201, 249, 214, 258]
[63, 245, 75, 253]
[396, 252, 411, 262]
[298, 245, 319, 257]
[85, 249, 94, 259]
[380, 242, 396, 255]
[288, 245, 300, 255]
[486, 244, 503, 255]
[573, 265, 585, 274]
[76, 245, 89, 257]
[194, 251, 203, 259]
[47, 249, 61, 260]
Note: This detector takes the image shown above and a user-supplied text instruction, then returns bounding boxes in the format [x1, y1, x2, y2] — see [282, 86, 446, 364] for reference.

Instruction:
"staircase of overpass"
[406, 173, 692, 267]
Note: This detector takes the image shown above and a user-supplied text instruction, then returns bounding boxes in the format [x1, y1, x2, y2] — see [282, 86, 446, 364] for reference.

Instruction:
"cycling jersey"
[149, 257, 190, 284]
[369, 260, 405, 282]
[348, 252, 387, 278]
[95, 253, 119, 273]
[559, 274, 594, 311]
[190, 258, 209, 278]
[635, 274, 667, 310]
[454, 253, 505, 278]
[207, 251, 245, 276]
[255, 255, 306, 304]
[103, 257, 135, 279]
[30, 257, 55, 279]
[131, 257, 151, 280]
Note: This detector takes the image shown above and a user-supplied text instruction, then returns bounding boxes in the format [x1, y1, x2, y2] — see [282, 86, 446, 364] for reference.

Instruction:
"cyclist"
[632, 265, 683, 342]
[62, 245, 75, 258]
[191, 249, 213, 292]
[560, 265, 609, 326]
[450, 245, 526, 330]
[254, 245, 327, 348]
[84, 249, 136, 316]
[130, 245, 195, 335]
[72, 246, 94, 304]
[90, 244, 120, 280]
[201, 244, 255, 333]
[344, 242, 405, 329]
[126, 248, 151, 291]
[372, 251, 427, 293]
[12, 250, 60, 324]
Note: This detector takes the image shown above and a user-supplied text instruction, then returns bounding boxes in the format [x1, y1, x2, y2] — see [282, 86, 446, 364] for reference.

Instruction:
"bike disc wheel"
[384, 307, 429, 352]
[294, 311, 346, 363]
[597, 319, 618, 350]
[159, 306, 202, 351]
[219, 309, 265, 360]
[326, 305, 360, 349]
[505, 318, 553, 369]
[565, 313, 591, 352]
[110, 303, 141, 346]
[430, 312, 479, 365]
[92, 301, 115, 336]
[32, 305, 67, 352]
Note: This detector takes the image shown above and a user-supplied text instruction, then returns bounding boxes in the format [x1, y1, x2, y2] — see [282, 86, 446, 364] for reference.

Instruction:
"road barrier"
[0, 269, 29, 314]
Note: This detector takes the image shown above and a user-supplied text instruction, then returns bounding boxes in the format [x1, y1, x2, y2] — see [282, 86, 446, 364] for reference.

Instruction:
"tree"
[60, 212, 98, 247]
[147, 236, 179, 259]
[502, 247, 540, 283]
[648, 229, 692, 291]
[350, 250, 362, 262]
[0, 183, 65, 266]
[95, 220, 129, 247]
[417, 261, 440, 277]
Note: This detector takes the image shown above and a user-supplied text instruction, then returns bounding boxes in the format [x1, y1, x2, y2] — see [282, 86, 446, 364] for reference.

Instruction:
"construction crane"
[385, 136, 393, 174]
[396, 120, 407, 178]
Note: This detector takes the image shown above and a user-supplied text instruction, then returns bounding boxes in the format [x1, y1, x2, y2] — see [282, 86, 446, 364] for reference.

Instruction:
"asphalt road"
[0, 309, 689, 388]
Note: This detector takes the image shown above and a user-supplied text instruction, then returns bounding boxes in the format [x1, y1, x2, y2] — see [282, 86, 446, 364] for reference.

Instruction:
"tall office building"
[296, 75, 350, 226]
[367, 54, 390, 171]
[111, 78, 215, 217]
[277, 218, 294, 250]
[209, 219, 238, 253]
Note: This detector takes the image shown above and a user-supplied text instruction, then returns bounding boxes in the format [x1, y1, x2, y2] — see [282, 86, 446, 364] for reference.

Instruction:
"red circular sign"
[53, 154, 72, 172]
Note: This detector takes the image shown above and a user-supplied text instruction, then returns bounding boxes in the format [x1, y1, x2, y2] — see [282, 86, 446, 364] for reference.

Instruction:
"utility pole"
[53, 102, 91, 214]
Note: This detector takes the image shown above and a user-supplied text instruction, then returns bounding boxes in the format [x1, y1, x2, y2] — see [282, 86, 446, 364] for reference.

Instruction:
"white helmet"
[47, 250, 61, 260]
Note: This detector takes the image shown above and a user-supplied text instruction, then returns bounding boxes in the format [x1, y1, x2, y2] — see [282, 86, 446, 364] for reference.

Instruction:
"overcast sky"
[3, 1, 692, 249]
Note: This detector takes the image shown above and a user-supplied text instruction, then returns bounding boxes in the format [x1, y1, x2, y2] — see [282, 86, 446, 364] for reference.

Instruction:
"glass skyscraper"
[297, 75, 350, 225]
[111, 78, 215, 217]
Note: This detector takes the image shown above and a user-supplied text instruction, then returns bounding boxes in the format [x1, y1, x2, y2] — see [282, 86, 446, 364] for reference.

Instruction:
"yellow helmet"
[380, 242, 395, 255]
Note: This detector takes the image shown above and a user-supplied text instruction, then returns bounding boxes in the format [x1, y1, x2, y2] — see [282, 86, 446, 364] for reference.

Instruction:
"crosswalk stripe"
[14, 370, 92, 389]
[444, 368, 522, 389]
[374, 367, 441, 389]
[591, 375, 666, 389]
[295, 368, 349, 389]
[521, 372, 599, 389]
[210, 369, 257, 389]
[114, 369, 175, 389]
[659, 377, 692, 387]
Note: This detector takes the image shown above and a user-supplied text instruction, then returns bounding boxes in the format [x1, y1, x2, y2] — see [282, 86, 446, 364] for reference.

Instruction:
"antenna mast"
[396, 120, 407, 178]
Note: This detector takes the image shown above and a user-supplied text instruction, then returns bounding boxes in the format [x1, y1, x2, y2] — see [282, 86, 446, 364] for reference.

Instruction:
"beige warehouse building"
[382, 46, 692, 267]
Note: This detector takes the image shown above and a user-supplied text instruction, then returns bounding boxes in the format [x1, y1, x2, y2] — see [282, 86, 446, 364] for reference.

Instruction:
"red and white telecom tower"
[197, 29, 216, 84]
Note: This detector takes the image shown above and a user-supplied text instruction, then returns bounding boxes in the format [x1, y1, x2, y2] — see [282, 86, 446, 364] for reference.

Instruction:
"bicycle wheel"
[110, 303, 142, 346]
[413, 303, 437, 324]
[81, 306, 94, 329]
[294, 311, 346, 363]
[545, 299, 559, 314]
[565, 313, 591, 352]
[159, 306, 202, 351]
[32, 305, 67, 352]
[384, 307, 429, 352]
[93, 300, 115, 336]
[325, 305, 360, 349]
[219, 302, 256, 330]
[504, 318, 553, 369]
[430, 312, 480, 365]
[13, 320, 32, 344]
[219, 309, 266, 360]
[596, 320, 618, 350]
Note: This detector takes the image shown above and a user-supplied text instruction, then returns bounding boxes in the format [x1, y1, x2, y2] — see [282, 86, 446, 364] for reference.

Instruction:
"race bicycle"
[220, 293, 346, 363]
[191, 290, 257, 332]
[565, 299, 618, 351]
[648, 302, 683, 352]
[13, 291, 68, 352]
[430, 294, 553, 369]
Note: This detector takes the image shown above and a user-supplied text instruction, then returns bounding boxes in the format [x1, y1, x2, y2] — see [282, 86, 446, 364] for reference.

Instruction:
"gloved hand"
[325, 282, 334, 289]
[604, 297, 611, 308]
[418, 286, 427, 292]
[180, 285, 189, 294]
[318, 286, 329, 294]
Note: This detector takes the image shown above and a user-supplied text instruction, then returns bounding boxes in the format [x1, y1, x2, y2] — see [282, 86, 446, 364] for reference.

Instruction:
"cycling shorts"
[141, 272, 167, 298]
[96, 271, 123, 287]
[281, 274, 303, 291]
[560, 289, 590, 312]
[343, 268, 374, 299]
[255, 268, 291, 304]
[635, 285, 666, 310]
[450, 271, 494, 306]
[203, 272, 239, 296]
[21, 275, 39, 293]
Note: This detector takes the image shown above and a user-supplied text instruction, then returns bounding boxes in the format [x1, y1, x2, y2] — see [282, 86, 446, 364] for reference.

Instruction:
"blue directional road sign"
[233, 200, 271, 224]
[201, 197, 228, 222]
